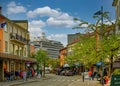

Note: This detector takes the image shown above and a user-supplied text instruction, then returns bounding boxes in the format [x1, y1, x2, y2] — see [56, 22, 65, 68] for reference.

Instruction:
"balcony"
[0, 52, 37, 63]
[10, 33, 29, 45]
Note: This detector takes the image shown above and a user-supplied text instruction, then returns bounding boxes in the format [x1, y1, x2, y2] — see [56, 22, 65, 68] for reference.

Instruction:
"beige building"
[113, 0, 120, 34]
[0, 14, 36, 80]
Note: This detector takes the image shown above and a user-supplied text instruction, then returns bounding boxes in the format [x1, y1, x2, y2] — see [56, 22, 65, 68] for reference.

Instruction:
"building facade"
[67, 33, 80, 45]
[112, 0, 120, 68]
[59, 47, 67, 67]
[0, 14, 36, 80]
[31, 33, 64, 59]
[113, 0, 120, 34]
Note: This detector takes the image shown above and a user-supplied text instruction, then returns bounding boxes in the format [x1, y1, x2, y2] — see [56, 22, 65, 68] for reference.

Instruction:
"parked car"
[65, 70, 74, 76]
[45, 69, 50, 74]
[60, 70, 66, 75]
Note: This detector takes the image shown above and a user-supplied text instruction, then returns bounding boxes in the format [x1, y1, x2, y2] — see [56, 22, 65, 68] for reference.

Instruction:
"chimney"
[0, 6, 2, 14]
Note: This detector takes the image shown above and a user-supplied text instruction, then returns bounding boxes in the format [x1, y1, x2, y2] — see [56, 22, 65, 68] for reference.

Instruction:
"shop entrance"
[0, 60, 3, 81]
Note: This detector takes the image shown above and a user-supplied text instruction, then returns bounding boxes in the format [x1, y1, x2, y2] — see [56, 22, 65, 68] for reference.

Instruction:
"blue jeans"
[10, 75, 14, 81]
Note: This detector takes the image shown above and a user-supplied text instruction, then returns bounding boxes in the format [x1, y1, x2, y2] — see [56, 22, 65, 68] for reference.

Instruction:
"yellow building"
[59, 47, 67, 67]
[0, 14, 36, 80]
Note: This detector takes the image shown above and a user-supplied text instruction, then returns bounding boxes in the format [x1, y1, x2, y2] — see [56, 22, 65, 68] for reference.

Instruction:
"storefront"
[0, 53, 37, 81]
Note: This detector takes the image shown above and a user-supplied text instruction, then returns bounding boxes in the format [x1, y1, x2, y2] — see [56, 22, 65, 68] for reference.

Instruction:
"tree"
[99, 34, 120, 74]
[35, 49, 47, 77]
[73, 11, 120, 75]
[29, 53, 36, 58]
[73, 35, 97, 67]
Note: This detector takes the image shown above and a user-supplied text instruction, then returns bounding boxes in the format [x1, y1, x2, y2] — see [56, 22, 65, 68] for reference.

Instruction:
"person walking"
[23, 70, 27, 81]
[102, 68, 108, 85]
[10, 71, 14, 81]
[15, 70, 19, 80]
[88, 70, 92, 80]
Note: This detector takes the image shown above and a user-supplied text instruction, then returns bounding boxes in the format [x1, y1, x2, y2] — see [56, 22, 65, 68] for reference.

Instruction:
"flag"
[94, 10, 102, 15]
[0, 22, 6, 28]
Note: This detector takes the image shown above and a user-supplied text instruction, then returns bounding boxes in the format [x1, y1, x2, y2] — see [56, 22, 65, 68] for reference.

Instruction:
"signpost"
[110, 74, 120, 86]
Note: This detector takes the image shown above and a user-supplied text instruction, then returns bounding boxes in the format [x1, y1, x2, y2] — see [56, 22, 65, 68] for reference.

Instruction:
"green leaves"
[72, 10, 120, 68]
[35, 49, 47, 64]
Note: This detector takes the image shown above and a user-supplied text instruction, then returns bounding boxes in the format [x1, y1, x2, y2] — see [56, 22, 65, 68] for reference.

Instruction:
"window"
[5, 41, 8, 52]
[4, 23, 8, 32]
[9, 25, 13, 33]
[24, 48, 26, 56]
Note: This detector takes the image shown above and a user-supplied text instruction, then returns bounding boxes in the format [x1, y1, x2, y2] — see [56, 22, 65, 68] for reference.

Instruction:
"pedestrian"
[88, 70, 92, 80]
[23, 70, 27, 81]
[10, 71, 14, 81]
[5, 71, 10, 81]
[102, 68, 108, 85]
[27, 69, 31, 78]
[40, 69, 42, 77]
[15, 70, 19, 80]
[19, 71, 23, 79]
[32, 69, 35, 77]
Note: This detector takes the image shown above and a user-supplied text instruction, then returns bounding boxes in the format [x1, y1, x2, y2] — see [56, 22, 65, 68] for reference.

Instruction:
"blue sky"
[0, 0, 115, 46]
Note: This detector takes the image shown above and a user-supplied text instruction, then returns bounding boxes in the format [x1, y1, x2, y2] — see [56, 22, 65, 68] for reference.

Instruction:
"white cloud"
[27, 6, 75, 28]
[28, 20, 45, 40]
[46, 17, 74, 28]
[7, 1, 26, 14]
[47, 34, 67, 46]
[27, 6, 60, 18]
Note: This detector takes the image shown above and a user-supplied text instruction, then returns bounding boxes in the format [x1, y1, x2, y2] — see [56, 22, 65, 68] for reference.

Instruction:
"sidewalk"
[0, 74, 103, 86]
[68, 80, 102, 86]
[0, 76, 51, 86]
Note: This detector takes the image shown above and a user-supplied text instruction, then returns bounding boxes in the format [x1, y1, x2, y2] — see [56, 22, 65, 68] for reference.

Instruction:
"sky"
[0, 0, 115, 46]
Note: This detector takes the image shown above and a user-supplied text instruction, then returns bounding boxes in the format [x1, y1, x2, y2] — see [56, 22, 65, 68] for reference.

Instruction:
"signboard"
[110, 74, 120, 86]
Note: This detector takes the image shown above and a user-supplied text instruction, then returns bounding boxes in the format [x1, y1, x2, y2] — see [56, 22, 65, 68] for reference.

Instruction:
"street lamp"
[82, 63, 85, 82]
[94, 6, 104, 85]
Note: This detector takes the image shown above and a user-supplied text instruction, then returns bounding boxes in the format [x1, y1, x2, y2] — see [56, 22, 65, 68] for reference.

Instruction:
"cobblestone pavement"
[68, 80, 102, 86]
[0, 74, 102, 86]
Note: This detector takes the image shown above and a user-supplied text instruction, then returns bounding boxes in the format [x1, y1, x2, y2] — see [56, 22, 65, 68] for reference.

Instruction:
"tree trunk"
[110, 54, 113, 75]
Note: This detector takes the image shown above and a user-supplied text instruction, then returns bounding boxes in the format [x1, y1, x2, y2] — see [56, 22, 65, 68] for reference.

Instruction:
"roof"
[0, 14, 29, 32]
[12, 20, 28, 23]
[59, 47, 67, 52]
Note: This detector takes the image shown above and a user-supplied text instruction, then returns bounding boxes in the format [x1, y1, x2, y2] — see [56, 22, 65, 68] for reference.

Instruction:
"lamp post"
[82, 63, 85, 82]
[94, 6, 104, 85]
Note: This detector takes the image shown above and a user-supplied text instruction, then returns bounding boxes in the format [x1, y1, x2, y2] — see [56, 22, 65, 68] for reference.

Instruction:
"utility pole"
[94, 6, 104, 85]
[101, 6, 104, 86]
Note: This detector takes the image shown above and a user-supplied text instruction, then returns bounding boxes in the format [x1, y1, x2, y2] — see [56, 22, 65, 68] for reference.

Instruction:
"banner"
[0, 22, 6, 28]
[0, 15, 6, 28]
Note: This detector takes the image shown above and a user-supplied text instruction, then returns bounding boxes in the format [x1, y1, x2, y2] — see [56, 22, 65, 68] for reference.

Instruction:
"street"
[7, 74, 102, 86]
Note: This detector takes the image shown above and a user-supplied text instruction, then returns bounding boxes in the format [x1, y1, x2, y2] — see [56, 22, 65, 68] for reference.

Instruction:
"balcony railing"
[10, 33, 29, 44]
[0, 52, 37, 63]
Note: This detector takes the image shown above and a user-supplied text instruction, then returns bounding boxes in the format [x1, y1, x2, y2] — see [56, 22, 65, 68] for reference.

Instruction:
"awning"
[96, 61, 103, 66]
[63, 64, 69, 68]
